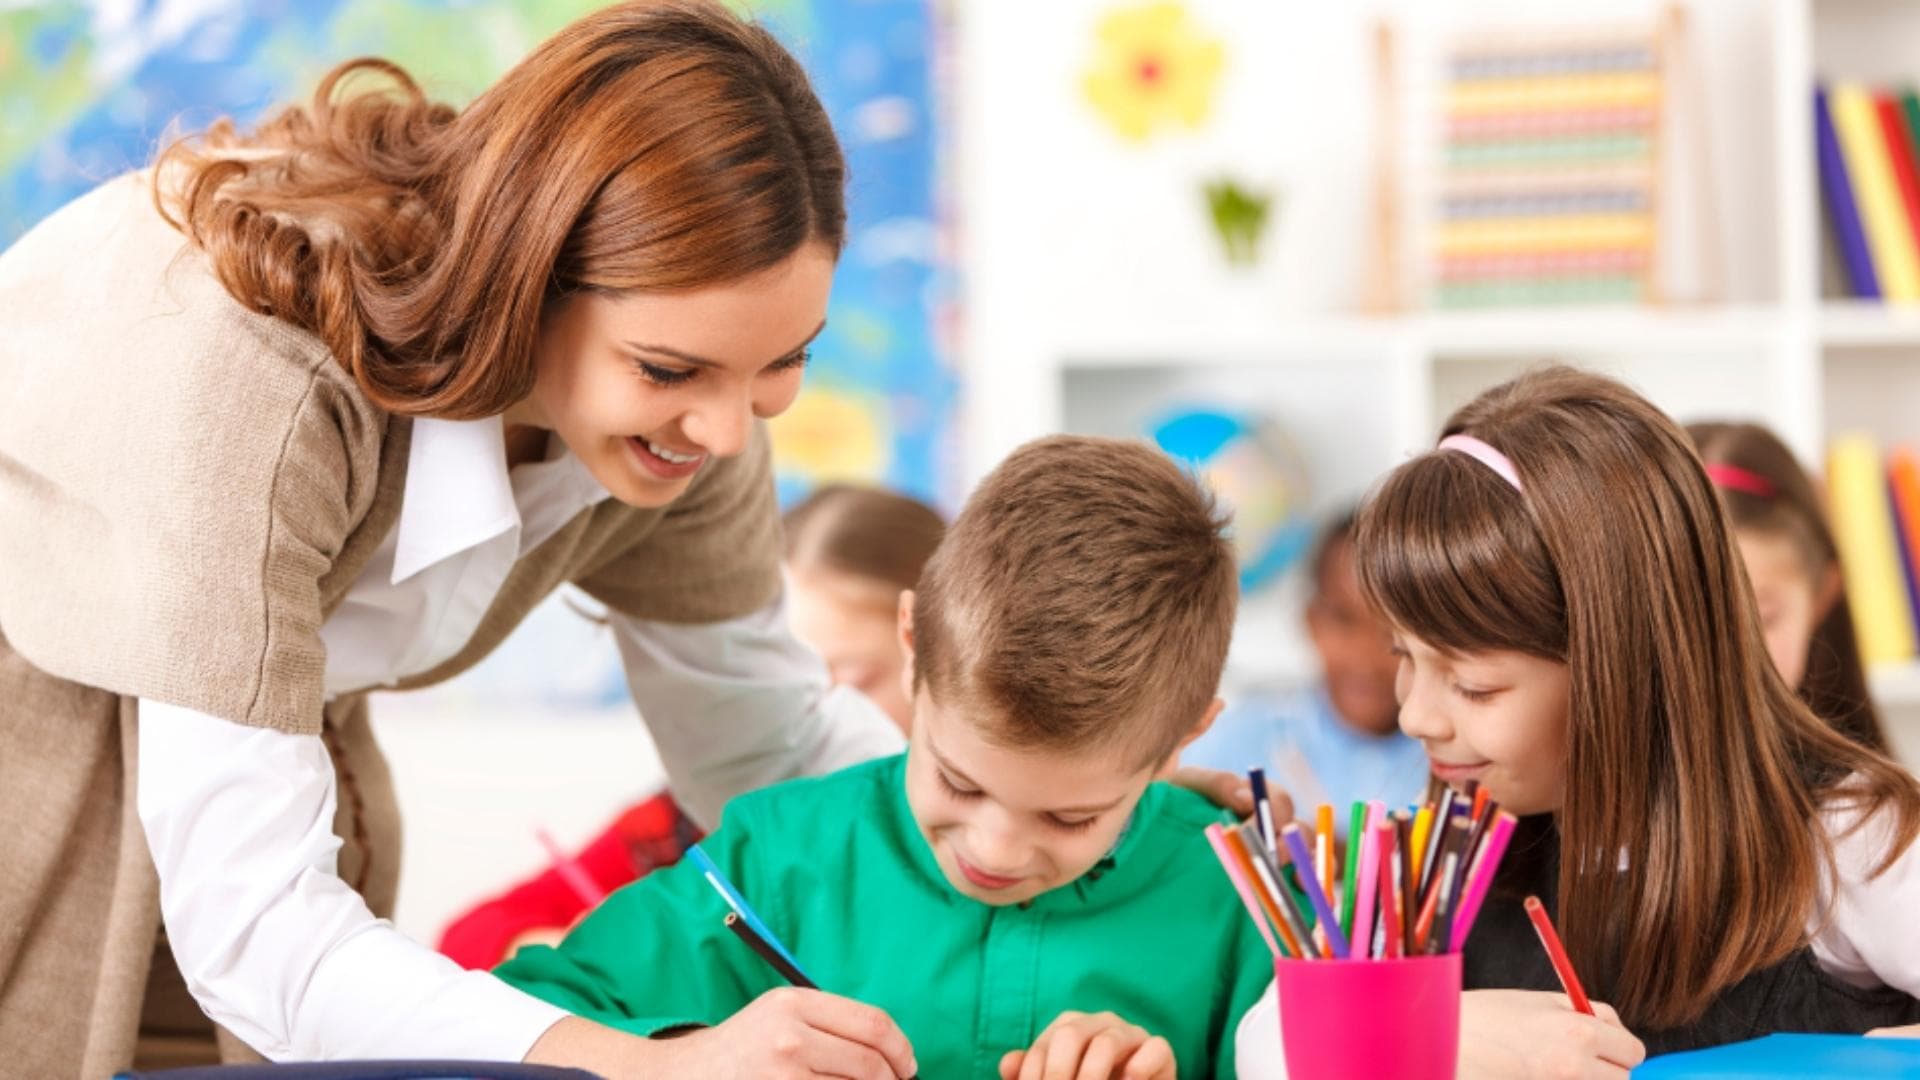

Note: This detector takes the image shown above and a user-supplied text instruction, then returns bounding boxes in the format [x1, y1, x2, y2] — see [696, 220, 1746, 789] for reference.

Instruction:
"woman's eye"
[634, 359, 696, 386]
[768, 349, 811, 373]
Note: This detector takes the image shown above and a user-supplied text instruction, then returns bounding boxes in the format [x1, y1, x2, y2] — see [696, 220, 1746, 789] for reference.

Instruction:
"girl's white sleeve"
[136, 700, 569, 1061]
[1235, 979, 1287, 1079]
[1810, 797, 1920, 996]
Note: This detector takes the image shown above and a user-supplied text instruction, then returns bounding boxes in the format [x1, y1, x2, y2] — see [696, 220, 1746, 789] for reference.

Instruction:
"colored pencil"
[1451, 810, 1517, 945]
[1284, 823, 1351, 959]
[724, 912, 818, 990]
[688, 844, 812, 982]
[1205, 824, 1283, 959]
[1239, 826, 1318, 959]
[1341, 800, 1366, 937]
[1250, 768, 1279, 855]
[1315, 804, 1336, 904]
[1525, 895, 1594, 1015]
[1352, 809, 1386, 959]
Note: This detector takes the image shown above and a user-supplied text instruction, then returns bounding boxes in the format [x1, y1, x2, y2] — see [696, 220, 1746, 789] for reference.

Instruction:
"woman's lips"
[626, 435, 705, 479]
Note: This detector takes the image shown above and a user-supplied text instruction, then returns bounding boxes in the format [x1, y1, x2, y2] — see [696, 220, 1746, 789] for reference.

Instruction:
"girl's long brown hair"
[1688, 421, 1888, 753]
[152, 0, 846, 419]
[1355, 366, 1920, 1030]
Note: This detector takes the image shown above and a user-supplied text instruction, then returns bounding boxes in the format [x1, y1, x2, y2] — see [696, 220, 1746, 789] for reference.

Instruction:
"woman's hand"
[1169, 765, 1266, 820]
[1457, 990, 1645, 1080]
[526, 986, 917, 1080]
[1869, 1023, 1920, 1038]
[998, 1010, 1176, 1080]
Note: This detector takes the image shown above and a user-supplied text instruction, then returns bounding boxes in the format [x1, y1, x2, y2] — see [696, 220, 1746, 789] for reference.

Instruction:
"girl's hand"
[1169, 765, 1267, 820]
[1458, 990, 1645, 1080]
[527, 987, 918, 1079]
[998, 1010, 1177, 1080]
[1869, 1023, 1920, 1038]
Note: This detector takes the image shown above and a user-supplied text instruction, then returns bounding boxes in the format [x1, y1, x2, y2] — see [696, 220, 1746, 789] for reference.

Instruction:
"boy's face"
[902, 687, 1162, 906]
[1305, 540, 1401, 737]
[893, 592, 1214, 907]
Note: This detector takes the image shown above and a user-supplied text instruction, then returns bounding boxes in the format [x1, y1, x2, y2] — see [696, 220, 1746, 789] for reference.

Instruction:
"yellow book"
[1830, 84, 1920, 302]
[1828, 435, 1918, 665]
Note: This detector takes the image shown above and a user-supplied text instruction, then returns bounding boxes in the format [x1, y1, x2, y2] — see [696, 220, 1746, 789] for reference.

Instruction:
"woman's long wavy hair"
[152, 0, 846, 418]
[1687, 420, 1888, 754]
[1355, 366, 1920, 1030]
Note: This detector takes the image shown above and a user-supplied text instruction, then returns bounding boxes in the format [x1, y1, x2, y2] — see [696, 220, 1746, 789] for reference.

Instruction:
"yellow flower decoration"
[770, 385, 889, 484]
[1082, 2, 1225, 142]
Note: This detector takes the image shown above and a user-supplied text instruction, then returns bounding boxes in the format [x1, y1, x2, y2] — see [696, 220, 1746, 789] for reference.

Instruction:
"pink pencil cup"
[1274, 953, 1461, 1080]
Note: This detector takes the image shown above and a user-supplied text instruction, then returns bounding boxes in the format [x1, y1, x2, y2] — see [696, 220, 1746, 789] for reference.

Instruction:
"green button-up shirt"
[496, 754, 1271, 1077]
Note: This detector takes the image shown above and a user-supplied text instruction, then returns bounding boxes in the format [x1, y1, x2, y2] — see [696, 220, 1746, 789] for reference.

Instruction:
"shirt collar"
[389, 416, 522, 585]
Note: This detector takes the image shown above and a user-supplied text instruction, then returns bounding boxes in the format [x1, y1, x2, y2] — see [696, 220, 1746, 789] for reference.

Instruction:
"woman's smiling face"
[511, 242, 835, 506]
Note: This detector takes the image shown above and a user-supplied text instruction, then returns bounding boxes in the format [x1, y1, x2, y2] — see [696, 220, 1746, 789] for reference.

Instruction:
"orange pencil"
[1315, 803, 1336, 902]
[1525, 895, 1594, 1015]
[1223, 827, 1306, 958]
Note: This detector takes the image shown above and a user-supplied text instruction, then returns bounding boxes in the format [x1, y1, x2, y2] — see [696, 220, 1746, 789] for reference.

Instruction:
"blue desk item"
[1633, 1034, 1920, 1078]
[114, 1063, 601, 1079]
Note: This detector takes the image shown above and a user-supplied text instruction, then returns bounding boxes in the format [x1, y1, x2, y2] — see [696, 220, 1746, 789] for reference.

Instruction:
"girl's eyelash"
[1455, 685, 1495, 703]
[770, 348, 811, 372]
[634, 359, 695, 386]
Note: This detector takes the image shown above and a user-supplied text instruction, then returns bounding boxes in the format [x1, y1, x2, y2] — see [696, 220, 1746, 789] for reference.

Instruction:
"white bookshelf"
[956, 0, 1920, 722]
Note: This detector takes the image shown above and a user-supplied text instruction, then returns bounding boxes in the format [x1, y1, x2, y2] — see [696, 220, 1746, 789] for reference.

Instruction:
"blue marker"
[686, 844, 813, 982]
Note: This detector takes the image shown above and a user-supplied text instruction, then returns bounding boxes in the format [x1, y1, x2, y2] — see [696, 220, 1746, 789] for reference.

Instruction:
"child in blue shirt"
[1185, 510, 1427, 830]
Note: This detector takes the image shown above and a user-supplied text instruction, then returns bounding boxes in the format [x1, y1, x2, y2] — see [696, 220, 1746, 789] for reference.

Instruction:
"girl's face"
[508, 243, 836, 508]
[1734, 528, 1837, 690]
[786, 563, 913, 732]
[1391, 632, 1572, 815]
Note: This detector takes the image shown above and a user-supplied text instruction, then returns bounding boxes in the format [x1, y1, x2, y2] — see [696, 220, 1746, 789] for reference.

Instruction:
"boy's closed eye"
[935, 768, 1106, 833]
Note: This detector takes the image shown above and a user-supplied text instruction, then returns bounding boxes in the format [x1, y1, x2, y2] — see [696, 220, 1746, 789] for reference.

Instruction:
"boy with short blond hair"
[497, 435, 1269, 1078]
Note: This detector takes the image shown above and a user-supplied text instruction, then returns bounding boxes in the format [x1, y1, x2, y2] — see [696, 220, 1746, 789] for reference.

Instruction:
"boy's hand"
[999, 1010, 1177, 1080]
[663, 986, 918, 1079]
[1169, 765, 1269, 820]
[1457, 990, 1645, 1079]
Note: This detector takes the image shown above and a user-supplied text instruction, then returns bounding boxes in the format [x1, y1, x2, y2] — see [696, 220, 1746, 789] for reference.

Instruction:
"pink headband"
[1439, 433, 1522, 492]
[1704, 462, 1776, 499]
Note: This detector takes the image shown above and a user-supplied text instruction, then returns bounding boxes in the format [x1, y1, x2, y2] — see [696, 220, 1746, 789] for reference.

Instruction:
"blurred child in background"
[1688, 421, 1890, 753]
[1183, 509, 1428, 833]
[436, 484, 944, 968]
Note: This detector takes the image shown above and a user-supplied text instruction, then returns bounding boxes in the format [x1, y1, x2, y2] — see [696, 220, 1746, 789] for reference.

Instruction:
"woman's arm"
[136, 700, 575, 1060]
[607, 594, 905, 829]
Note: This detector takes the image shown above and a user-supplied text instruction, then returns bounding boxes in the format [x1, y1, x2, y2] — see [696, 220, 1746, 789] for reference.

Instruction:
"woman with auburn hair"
[1235, 368, 1920, 1078]
[1687, 420, 1890, 754]
[0, 3, 921, 1075]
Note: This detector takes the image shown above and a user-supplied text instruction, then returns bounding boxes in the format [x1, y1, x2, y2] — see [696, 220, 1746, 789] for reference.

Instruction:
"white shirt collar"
[389, 416, 523, 585]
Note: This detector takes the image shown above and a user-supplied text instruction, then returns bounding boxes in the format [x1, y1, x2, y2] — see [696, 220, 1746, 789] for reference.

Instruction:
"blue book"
[1817, 84, 1883, 299]
[1633, 1033, 1920, 1078]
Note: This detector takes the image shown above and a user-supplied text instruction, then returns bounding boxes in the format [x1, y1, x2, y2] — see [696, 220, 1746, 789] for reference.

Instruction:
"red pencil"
[1524, 895, 1594, 1015]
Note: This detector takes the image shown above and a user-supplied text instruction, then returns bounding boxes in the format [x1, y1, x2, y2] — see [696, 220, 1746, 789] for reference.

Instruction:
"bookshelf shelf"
[958, 1, 1920, 740]
[1819, 301, 1920, 347]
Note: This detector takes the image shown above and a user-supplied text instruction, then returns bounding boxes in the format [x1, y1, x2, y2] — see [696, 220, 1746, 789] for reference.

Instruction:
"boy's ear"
[1154, 697, 1226, 779]
[896, 590, 917, 703]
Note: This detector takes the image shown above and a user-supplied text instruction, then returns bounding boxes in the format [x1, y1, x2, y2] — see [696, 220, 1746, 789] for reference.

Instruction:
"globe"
[1151, 407, 1314, 592]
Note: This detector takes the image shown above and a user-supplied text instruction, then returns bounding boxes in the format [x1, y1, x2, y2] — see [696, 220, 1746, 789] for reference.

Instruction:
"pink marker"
[1449, 810, 1516, 947]
[537, 827, 605, 909]
[1351, 804, 1387, 958]
[1204, 824, 1283, 959]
